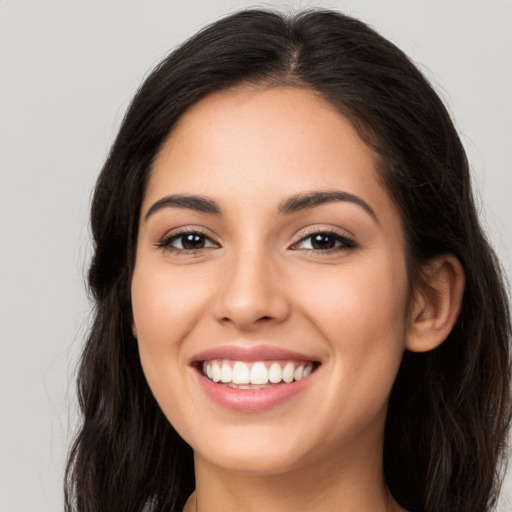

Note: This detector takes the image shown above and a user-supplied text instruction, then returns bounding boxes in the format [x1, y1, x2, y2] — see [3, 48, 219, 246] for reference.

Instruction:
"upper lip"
[190, 344, 320, 364]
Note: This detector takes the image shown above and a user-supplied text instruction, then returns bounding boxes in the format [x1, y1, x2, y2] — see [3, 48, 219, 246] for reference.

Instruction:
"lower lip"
[196, 371, 314, 412]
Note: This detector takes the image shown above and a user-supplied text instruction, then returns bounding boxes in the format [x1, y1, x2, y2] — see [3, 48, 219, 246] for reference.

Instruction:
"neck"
[185, 435, 403, 512]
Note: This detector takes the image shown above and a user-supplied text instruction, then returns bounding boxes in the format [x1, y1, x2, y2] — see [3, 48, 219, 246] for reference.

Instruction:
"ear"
[406, 254, 465, 353]
[132, 319, 137, 339]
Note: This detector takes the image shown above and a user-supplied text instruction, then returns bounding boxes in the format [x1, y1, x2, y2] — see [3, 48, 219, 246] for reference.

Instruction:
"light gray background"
[1, 1, 511, 511]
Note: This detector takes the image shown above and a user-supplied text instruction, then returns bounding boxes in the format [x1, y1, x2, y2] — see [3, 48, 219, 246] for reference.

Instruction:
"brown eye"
[292, 231, 357, 253]
[309, 233, 337, 250]
[158, 231, 218, 252]
[177, 233, 207, 249]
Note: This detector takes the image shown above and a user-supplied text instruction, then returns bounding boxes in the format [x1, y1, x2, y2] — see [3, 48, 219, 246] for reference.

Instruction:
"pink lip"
[190, 344, 318, 364]
[196, 372, 314, 412]
[190, 344, 319, 412]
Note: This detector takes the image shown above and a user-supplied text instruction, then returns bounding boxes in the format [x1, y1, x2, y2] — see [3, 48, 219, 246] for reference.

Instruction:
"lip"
[195, 370, 315, 412]
[190, 344, 319, 364]
[190, 344, 320, 412]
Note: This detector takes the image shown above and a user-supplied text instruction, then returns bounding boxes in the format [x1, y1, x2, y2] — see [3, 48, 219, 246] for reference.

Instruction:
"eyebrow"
[144, 190, 378, 223]
[277, 190, 378, 222]
[145, 194, 223, 221]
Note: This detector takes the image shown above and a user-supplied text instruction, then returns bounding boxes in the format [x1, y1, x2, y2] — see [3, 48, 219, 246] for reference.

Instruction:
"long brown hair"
[65, 9, 511, 512]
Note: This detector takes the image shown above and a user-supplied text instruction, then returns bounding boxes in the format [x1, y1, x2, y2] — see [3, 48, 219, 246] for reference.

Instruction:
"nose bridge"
[213, 238, 289, 329]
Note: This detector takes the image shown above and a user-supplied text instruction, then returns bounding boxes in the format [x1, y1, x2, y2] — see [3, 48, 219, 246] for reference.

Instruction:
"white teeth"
[220, 364, 232, 383]
[232, 361, 250, 384]
[294, 365, 304, 381]
[250, 362, 269, 385]
[282, 362, 295, 383]
[202, 360, 314, 386]
[211, 361, 221, 382]
[229, 383, 269, 390]
[268, 362, 282, 383]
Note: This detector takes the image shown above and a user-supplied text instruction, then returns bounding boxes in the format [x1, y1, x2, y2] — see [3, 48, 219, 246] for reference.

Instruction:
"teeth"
[211, 361, 221, 382]
[282, 362, 294, 383]
[268, 362, 282, 383]
[232, 361, 250, 384]
[220, 363, 232, 383]
[202, 360, 314, 386]
[228, 383, 270, 390]
[250, 362, 269, 385]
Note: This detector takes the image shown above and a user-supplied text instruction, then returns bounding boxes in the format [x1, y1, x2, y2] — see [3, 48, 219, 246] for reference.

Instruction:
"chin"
[196, 442, 312, 476]
[184, 415, 344, 478]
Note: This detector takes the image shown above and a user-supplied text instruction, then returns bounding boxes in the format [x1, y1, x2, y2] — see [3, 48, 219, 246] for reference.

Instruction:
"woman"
[65, 9, 511, 512]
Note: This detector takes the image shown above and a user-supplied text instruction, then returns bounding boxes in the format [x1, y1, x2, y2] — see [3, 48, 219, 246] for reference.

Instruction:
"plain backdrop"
[1, 1, 511, 511]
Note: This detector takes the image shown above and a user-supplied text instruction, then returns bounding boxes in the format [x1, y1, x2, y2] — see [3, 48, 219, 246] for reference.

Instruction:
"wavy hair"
[65, 9, 511, 512]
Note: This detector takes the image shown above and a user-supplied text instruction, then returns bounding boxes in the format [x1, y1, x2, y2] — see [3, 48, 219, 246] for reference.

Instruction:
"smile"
[191, 345, 320, 412]
[202, 360, 314, 388]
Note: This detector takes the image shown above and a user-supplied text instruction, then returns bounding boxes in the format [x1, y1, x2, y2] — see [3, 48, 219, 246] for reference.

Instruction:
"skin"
[131, 86, 464, 512]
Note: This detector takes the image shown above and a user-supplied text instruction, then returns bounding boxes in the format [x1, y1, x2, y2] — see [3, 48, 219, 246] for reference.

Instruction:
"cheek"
[305, 255, 406, 327]
[131, 264, 211, 372]
[130, 264, 211, 431]
[298, 254, 408, 391]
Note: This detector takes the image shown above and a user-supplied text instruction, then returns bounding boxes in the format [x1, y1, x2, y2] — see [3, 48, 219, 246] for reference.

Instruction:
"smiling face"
[131, 86, 411, 476]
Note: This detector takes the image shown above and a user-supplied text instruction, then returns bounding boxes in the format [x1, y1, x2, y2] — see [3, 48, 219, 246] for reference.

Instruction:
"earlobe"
[406, 254, 465, 353]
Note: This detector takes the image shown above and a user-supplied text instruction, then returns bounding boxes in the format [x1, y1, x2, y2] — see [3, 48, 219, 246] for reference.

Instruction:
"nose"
[212, 247, 291, 331]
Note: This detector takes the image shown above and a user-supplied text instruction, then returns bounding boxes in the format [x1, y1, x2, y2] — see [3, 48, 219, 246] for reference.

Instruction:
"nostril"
[221, 315, 273, 323]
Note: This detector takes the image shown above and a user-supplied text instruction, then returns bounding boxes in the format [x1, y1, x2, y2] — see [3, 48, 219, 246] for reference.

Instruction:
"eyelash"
[156, 228, 357, 256]
[156, 228, 217, 255]
[290, 229, 357, 255]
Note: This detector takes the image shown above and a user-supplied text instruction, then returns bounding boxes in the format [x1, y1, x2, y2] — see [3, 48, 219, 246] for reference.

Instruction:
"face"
[131, 86, 411, 476]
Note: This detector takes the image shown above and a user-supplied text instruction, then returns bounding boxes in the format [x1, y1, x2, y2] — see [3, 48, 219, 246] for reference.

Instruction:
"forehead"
[145, 86, 399, 228]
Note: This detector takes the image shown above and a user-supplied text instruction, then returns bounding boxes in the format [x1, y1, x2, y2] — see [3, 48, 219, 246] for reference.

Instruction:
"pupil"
[312, 234, 335, 249]
[182, 234, 204, 249]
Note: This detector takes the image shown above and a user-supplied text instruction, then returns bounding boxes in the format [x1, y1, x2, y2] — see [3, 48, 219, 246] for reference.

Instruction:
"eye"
[157, 230, 219, 253]
[291, 230, 357, 254]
